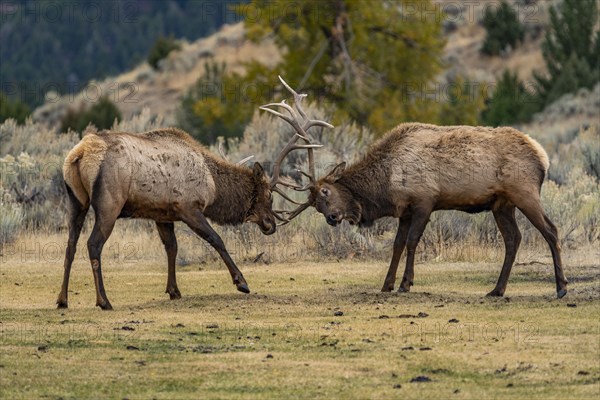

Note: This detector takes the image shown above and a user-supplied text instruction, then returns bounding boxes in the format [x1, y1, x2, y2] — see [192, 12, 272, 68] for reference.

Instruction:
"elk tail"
[63, 134, 108, 207]
[526, 136, 550, 190]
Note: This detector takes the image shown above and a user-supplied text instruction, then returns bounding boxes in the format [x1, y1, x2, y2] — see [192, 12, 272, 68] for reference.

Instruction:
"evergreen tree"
[147, 35, 181, 70]
[481, 70, 540, 126]
[481, 1, 525, 56]
[535, 0, 600, 105]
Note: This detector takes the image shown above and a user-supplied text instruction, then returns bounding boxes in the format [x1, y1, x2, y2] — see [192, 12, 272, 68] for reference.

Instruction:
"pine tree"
[147, 35, 181, 70]
[481, 70, 540, 127]
[535, 0, 600, 105]
[481, 1, 525, 56]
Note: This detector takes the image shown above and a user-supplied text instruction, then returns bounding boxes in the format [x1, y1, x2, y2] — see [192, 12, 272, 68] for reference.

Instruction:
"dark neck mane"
[337, 153, 396, 226]
[202, 153, 255, 226]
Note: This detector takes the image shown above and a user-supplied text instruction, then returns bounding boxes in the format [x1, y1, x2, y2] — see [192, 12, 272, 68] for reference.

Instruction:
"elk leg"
[57, 187, 89, 308]
[487, 205, 521, 297]
[381, 214, 412, 292]
[156, 222, 181, 299]
[516, 199, 568, 298]
[87, 209, 118, 310]
[181, 210, 250, 294]
[399, 209, 432, 293]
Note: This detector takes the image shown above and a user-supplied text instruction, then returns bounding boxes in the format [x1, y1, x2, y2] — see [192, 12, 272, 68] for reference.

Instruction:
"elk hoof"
[557, 289, 567, 299]
[236, 283, 250, 294]
[486, 289, 504, 297]
[97, 300, 113, 310]
[398, 286, 410, 293]
[167, 288, 182, 300]
[381, 284, 394, 292]
[56, 301, 68, 309]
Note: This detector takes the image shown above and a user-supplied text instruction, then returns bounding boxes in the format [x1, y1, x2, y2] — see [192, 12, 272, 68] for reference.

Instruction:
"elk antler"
[219, 141, 255, 165]
[260, 75, 334, 225]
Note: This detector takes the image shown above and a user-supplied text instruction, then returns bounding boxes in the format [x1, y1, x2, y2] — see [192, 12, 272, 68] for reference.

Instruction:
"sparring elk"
[266, 79, 568, 299]
[59, 128, 272, 310]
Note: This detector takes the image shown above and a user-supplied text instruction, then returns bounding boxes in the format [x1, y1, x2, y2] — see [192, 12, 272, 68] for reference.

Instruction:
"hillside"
[32, 0, 595, 133]
[33, 23, 279, 127]
[436, 0, 559, 82]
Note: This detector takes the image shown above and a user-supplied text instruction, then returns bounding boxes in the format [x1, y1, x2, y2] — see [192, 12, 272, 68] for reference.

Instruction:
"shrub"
[147, 35, 181, 70]
[1, 105, 597, 262]
[0, 92, 30, 124]
[481, 1, 525, 56]
[577, 126, 600, 180]
[60, 97, 122, 135]
[0, 201, 24, 248]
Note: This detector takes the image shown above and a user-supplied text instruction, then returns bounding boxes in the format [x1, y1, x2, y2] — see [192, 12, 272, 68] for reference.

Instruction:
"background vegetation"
[484, 0, 599, 125]
[1, 100, 598, 263]
[1, 0, 244, 108]
[481, 1, 525, 56]
[147, 35, 182, 70]
[59, 97, 122, 135]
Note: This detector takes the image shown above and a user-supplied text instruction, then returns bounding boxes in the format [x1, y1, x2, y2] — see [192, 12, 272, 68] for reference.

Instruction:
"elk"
[57, 127, 277, 310]
[266, 81, 568, 299]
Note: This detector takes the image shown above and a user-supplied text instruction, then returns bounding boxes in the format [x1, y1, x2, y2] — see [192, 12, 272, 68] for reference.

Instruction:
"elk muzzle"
[326, 212, 342, 226]
[259, 217, 276, 235]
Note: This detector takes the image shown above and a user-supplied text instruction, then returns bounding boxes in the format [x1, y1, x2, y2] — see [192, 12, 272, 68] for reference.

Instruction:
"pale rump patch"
[524, 135, 550, 173]
[63, 134, 108, 205]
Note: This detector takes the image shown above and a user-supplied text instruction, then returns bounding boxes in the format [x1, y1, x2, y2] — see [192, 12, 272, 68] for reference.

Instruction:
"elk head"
[308, 162, 362, 226]
[260, 76, 334, 225]
[218, 144, 276, 235]
[245, 162, 277, 235]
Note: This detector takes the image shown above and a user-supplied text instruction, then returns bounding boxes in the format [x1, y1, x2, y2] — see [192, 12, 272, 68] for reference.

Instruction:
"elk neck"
[336, 159, 397, 227]
[202, 154, 255, 226]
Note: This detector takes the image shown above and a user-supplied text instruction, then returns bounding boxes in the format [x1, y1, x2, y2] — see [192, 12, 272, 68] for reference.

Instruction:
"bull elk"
[54, 122, 293, 309]
[266, 79, 568, 299]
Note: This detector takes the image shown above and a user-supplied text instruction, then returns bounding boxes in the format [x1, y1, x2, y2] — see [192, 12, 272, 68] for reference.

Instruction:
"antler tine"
[272, 186, 304, 205]
[274, 202, 312, 226]
[278, 75, 313, 129]
[278, 75, 334, 132]
[219, 140, 254, 165]
[259, 99, 298, 119]
[218, 141, 229, 161]
[236, 155, 254, 165]
[304, 119, 335, 130]
[297, 169, 316, 185]
[273, 213, 291, 223]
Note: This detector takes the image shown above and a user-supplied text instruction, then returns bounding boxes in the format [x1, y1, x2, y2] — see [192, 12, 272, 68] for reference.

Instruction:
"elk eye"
[320, 187, 330, 197]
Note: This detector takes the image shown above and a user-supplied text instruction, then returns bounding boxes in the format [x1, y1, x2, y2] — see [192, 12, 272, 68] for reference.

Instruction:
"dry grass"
[1, 240, 598, 399]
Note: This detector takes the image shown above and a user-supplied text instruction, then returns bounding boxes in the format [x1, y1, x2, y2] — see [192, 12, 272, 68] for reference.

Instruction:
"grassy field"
[1, 241, 599, 399]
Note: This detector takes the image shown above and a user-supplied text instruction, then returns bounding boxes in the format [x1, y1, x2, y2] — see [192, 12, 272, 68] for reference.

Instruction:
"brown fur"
[310, 123, 567, 298]
[58, 128, 275, 310]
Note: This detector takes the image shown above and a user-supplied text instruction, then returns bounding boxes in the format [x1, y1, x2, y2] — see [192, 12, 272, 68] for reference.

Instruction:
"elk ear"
[252, 162, 265, 180]
[325, 162, 346, 182]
